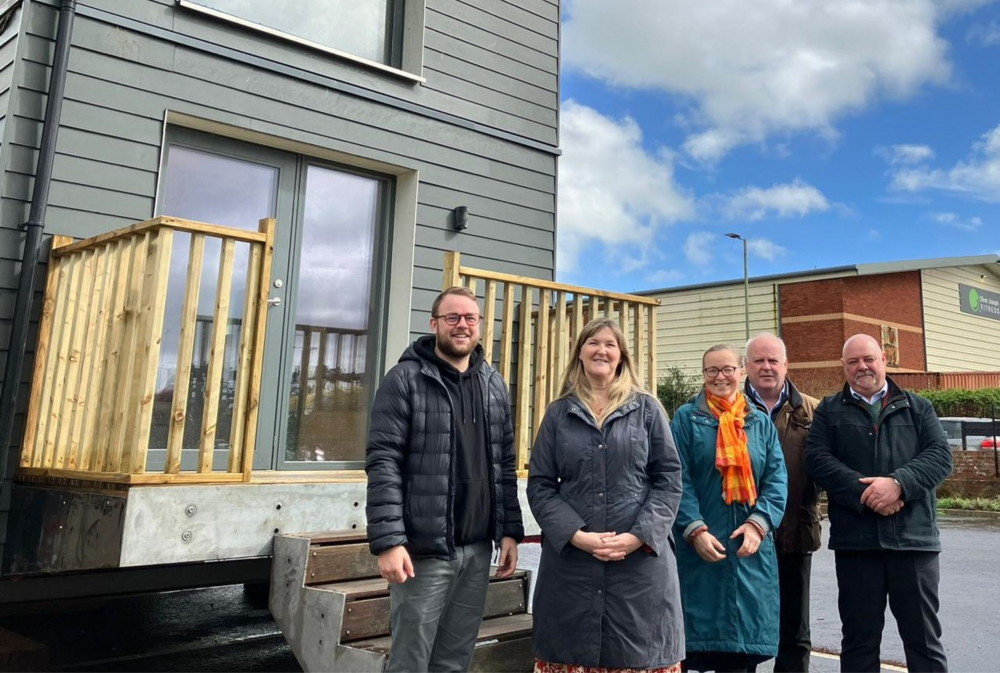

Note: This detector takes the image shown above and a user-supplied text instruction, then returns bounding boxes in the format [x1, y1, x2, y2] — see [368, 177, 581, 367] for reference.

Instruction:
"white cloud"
[563, 0, 954, 162]
[557, 100, 695, 273]
[684, 231, 716, 266]
[967, 19, 1000, 45]
[722, 179, 830, 221]
[877, 144, 936, 165]
[889, 123, 1000, 201]
[748, 238, 789, 261]
[931, 212, 983, 230]
[644, 268, 684, 287]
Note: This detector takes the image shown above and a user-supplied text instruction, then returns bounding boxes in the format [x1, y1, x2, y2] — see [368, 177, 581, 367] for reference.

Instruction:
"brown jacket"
[746, 379, 821, 554]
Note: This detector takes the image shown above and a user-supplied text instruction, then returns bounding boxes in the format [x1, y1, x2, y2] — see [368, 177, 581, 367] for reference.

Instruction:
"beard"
[436, 331, 477, 359]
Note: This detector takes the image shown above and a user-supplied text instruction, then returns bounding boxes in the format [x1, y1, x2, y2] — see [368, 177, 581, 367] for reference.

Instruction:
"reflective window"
[150, 146, 278, 471]
[285, 165, 381, 463]
[182, 0, 400, 65]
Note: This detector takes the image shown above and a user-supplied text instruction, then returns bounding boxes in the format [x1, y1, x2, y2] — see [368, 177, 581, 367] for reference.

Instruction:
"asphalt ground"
[1, 513, 997, 672]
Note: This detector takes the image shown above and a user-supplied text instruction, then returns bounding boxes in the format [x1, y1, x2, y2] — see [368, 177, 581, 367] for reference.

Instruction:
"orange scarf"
[705, 390, 757, 506]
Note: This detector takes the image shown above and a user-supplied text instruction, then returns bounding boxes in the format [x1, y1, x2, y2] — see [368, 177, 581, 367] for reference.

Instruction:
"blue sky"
[555, 0, 1000, 293]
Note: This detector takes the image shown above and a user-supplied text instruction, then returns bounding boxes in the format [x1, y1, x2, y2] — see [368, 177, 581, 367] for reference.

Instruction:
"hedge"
[917, 387, 1000, 418]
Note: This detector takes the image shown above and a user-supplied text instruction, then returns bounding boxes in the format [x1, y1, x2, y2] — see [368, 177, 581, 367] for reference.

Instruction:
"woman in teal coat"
[671, 344, 787, 672]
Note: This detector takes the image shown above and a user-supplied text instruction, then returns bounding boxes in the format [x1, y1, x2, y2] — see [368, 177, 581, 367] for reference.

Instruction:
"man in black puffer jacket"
[365, 286, 524, 673]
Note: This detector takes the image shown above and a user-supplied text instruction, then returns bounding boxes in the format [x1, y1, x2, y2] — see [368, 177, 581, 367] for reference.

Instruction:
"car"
[937, 417, 1000, 450]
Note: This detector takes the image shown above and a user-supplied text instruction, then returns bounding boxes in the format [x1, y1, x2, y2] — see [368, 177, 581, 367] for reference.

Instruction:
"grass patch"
[938, 496, 1000, 512]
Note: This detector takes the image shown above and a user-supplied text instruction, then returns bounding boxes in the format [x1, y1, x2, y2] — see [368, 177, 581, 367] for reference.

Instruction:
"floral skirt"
[534, 659, 682, 673]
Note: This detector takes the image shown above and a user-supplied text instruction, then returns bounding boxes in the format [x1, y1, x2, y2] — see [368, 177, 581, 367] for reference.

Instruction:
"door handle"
[267, 296, 282, 307]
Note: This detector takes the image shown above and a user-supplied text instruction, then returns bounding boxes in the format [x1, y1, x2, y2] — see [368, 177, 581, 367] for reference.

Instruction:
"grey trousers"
[386, 541, 492, 673]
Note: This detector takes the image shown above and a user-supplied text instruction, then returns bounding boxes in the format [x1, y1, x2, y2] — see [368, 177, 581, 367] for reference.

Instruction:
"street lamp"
[725, 233, 750, 340]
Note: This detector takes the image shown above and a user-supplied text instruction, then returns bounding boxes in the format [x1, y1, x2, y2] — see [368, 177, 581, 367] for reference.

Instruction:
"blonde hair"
[560, 318, 645, 426]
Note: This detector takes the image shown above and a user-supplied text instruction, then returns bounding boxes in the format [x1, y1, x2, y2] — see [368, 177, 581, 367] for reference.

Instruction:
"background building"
[641, 254, 1000, 396]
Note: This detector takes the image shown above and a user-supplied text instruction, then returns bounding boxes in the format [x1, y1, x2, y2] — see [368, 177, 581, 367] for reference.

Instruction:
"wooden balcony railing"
[19, 216, 275, 484]
[443, 252, 660, 470]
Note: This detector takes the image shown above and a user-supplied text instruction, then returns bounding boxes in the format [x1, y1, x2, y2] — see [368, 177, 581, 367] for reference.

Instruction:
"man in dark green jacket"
[806, 334, 951, 673]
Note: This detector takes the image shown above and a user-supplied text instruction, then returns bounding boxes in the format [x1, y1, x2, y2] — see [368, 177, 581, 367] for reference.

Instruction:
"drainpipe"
[0, 0, 77, 539]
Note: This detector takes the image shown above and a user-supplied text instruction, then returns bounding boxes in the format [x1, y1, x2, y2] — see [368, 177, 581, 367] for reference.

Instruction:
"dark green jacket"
[805, 377, 952, 551]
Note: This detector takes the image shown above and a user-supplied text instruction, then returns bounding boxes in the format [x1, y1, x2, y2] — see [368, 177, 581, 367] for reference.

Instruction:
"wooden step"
[338, 575, 528, 643]
[347, 612, 534, 655]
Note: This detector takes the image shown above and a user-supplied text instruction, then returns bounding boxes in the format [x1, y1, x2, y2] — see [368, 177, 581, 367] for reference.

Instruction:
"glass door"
[156, 128, 389, 471]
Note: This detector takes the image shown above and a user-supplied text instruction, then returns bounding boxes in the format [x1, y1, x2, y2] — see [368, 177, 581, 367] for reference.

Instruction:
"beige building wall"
[922, 265, 1000, 372]
[652, 281, 780, 380]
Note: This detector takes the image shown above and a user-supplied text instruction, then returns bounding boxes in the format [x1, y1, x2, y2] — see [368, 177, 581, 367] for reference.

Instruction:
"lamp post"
[725, 233, 750, 340]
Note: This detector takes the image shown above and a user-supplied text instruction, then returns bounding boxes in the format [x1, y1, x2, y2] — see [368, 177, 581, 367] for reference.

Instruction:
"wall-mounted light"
[452, 206, 469, 231]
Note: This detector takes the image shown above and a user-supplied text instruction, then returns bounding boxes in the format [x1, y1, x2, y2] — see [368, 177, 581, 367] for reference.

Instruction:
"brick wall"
[940, 451, 1000, 498]
[781, 271, 927, 399]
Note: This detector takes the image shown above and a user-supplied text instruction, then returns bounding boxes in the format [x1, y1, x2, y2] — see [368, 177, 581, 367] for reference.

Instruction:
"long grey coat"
[527, 393, 685, 668]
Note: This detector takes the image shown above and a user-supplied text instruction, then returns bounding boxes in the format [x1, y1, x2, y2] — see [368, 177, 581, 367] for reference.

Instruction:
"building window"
[179, 0, 405, 67]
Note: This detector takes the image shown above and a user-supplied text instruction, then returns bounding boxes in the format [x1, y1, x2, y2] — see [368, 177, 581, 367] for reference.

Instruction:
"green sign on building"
[959, 283, 1000, 321]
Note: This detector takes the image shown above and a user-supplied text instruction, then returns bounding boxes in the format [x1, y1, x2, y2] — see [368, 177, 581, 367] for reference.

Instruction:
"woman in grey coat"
[528, 318, 685, 673]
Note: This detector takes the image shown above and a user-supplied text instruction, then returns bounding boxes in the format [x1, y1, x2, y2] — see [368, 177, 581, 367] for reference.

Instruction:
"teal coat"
[671, 392, 788, 657]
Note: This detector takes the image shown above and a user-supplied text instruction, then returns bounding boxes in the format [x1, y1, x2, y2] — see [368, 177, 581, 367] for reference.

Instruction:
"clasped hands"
[859, 476, 904, 516]
[571, 530, 642, 561]
[690, 523, 762, 563]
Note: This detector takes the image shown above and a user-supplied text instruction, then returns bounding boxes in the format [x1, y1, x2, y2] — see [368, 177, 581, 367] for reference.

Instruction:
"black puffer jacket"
[806, 377, 952, 551]
[365, 339, 524, 559]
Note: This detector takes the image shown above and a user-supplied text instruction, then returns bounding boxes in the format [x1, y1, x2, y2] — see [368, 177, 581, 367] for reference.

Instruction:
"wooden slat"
[499, 282, 515, 383]
[466, 277, 477, 296]
[352, 613, 533, 654]
[42, 252, 82, 468]
[112, 232, 152, 474]
[166, 234, 206, 474]
[67, 249, 108, 469]
[305, 542, 381, 585]
[647, 305, 657, 392]
[198, 238, 236, 472]
[21, 236, 74, 467]
[635, 302, 647, 385]
[532, 289, 550, 440]
[482, 279, 497, 365]
[619, 301, 630, 344]
[566, 294, 584, 342]
[514, 286, 533, 470]
[241, 218, 276, 480]
[553, 292, 567, 398]
[56, 250, 96, 468]
[315, 329, 328, 413]
[79, 244, 117, 470]
[456, 264, 660, 306]
[128, 227, 174, 473]
[96, 238, 137, 472]
[339, 577, 527, 643]
[228, 238, 262, 473]
[51, 216, 266, 257]
[442, 250, 461, 289]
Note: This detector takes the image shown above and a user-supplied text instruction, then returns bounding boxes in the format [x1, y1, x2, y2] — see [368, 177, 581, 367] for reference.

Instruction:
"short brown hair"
[432, 286, 478, 316]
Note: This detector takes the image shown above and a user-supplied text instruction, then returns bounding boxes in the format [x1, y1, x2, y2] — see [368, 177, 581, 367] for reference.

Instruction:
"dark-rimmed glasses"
[703, 366, 739, 378]
[434, 313, 481, 326]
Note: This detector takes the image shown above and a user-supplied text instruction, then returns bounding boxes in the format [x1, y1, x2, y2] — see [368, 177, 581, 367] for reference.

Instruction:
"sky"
[554, 0, 1000, 293]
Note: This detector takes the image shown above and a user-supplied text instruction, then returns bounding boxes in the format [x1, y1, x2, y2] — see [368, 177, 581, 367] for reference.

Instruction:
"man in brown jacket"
[744, 333, 821, 672]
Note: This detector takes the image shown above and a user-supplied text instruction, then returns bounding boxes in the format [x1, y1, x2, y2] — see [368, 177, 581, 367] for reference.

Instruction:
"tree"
[657, 366, 700, 417]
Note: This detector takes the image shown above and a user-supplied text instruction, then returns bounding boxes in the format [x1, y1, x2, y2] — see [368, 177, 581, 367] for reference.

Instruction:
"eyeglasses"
[703, 366, 739, 378]
[434, 313, 481, 326]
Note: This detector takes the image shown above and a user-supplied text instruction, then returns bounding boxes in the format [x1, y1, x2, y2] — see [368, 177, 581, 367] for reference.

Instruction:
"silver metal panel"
[119, 482, 368, 566]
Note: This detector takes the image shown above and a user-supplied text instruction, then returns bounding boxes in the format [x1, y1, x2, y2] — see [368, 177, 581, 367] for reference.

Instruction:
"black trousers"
[834, 550, 947, 673]
[774, 552, 812, 673]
